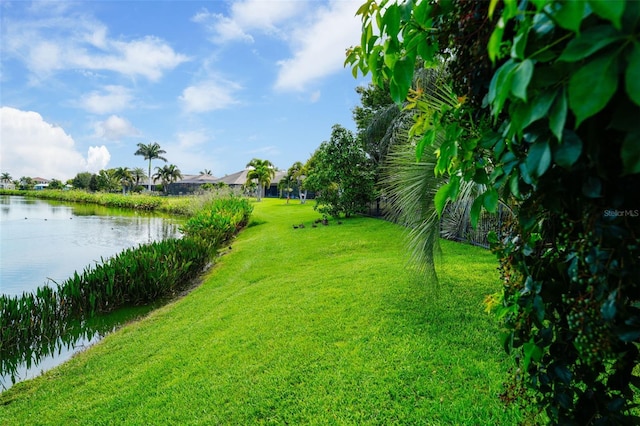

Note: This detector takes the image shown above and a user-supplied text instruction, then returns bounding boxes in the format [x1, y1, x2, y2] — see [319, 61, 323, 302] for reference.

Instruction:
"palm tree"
[246, 158, 275, 201]
[287, 161, 307, 203]
[112, 167, 133, 195]
[1, 172, 12, 183]
[134, 142, 167, 191]
[131, 167, 146, 188]
[152, 164, 182, 194]
[378, 65, 478, 278]
[200, 169, 212, 175]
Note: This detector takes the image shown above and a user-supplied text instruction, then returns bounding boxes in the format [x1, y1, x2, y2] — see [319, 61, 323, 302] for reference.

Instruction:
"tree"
[48, 179, 64, 190]
[112, 167, 133, 195]
[348, 0, 640, 423]
[18, 177, 34, 190]
[91, 169, 119, 192]
[134, 142, 167, 191]
[72, 172, 93, 190]
[245, 158, 275, 202]
[286, 161, 306, 202]
[353, 82, 400, 173]
[304, 124, 375, 218]
[152, 164, 182, 194]
[131, 167, 146, 189]
[1, 172, 12, 183]
[200, 169, 212, 175]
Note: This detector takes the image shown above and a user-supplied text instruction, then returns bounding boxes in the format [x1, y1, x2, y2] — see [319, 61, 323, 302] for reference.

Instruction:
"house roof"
[212, 169, 287, 186]
[174, 174, 218, 184]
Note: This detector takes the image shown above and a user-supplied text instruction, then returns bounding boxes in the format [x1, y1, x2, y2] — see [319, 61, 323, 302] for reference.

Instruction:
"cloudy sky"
[0, 0, 369, 181]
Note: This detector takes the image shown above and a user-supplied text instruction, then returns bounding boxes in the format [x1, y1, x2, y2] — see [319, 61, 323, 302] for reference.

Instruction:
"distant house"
[0, 182, 15, 190]
[213, 169, 288, 198]
[164, 169, 296, 198]
[32, 177, 50, 185]
[166, 174, 218, 195]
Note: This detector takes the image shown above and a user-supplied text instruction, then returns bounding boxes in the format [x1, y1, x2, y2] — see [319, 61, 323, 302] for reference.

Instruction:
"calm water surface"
[0, 195, 181, 296]
[0, 195, 182, 390]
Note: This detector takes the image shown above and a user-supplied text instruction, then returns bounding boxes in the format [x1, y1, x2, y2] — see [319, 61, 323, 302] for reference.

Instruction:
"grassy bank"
[0, 189, 206, 215]
[0, 199, 523, 424]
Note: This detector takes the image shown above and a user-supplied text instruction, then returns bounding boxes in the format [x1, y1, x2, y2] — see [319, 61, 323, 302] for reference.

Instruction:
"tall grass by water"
[0, 199, 524, 424]
[0, 189, 206, 215]
[0, 194, 252, 386]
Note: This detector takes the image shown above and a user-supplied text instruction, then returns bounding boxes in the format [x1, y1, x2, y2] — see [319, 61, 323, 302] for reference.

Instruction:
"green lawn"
[0, 199, 523, 424]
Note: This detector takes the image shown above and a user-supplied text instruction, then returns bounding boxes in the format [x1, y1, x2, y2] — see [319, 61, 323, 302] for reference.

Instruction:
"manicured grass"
[0, 199, 523, 424]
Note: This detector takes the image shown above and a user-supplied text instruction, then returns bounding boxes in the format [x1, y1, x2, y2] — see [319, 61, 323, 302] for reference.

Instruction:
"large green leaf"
[622, 131, 640, 175]
[488, 18, 505, 63]
[413, 0, 431, 25]
[434, 181, 452, 217]
[416, 129, 435, 160]
[511, 90, 556, 135]
[488, 59, 517, 116]
[483, 187, 499, 213]
[382, 4, 401, 39]
[554, 0, 585, 33]
[589, 0, 625, 29]
[470, 194, 483, 229]
[553, 130, 582, 168]
[523, 341, 543, 370]
[558, 25, 622, 62]
[511, 59, 534, 101]
[526, 139, 552, 179]
[569, 51, 619, 127]
[549, 89, 567, 141]
[625, 43, 640, 107]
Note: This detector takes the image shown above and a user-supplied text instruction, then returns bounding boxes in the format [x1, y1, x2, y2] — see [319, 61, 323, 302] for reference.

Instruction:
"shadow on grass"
[247, 219, 267, 228]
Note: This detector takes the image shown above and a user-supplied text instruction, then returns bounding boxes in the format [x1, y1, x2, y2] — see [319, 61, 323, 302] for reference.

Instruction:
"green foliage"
[246, 158, 276, 201]
[181, 196, 253, 245]
[304, 124, 375, 218]
[47, 179, 64, 190]
[348, 0, 640, 423]
[72, 172, 93, 190]
[135, 142, 168, 191]
[152, 164, 182, 194]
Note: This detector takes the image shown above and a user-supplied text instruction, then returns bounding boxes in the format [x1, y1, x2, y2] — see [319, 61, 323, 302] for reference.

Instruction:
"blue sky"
[0, 0, 369, 181]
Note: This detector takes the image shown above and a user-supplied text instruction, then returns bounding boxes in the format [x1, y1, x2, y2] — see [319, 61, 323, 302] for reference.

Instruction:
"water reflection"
[0, 301, 159, 391]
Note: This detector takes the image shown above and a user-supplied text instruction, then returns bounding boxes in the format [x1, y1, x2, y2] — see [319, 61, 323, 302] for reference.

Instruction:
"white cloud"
[0, 106, 110, 180]
[193, 1, 303, 44]
[179, 79, 242, 113]
[274, 1, 362, 92]
[78, 86, 133, 114]
[86, 146, 111, 172]
[177, 130, 209, 148]
[3, 11, 189, 82]
[94, 115, 140, 141]
[193, 10, 254, 44]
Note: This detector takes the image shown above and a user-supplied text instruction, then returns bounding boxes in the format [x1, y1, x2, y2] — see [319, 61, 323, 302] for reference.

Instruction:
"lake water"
[0, 195, 183, 390]
[0, 195, 181, 296]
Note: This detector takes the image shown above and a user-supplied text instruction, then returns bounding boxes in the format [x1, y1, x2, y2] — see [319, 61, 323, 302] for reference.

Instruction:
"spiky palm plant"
[379, 64, 483, 278]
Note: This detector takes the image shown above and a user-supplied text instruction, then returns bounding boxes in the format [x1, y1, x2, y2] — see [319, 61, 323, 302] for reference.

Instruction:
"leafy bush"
[347, 0, 640, 423]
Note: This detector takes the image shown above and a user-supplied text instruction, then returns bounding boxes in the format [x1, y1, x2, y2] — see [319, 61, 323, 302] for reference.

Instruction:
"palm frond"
[382, 133, 444, 279]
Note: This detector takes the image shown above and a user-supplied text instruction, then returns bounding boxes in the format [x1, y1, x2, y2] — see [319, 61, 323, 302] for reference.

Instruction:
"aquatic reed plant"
[0, 196, 253, 386]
